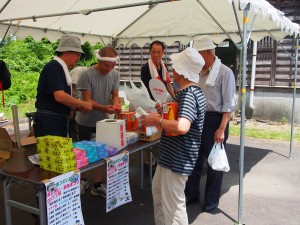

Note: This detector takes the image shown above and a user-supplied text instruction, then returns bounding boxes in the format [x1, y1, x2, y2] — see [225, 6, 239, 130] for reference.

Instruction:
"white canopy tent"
[0, 1, 299, 224]
[0, 0, 299, 46]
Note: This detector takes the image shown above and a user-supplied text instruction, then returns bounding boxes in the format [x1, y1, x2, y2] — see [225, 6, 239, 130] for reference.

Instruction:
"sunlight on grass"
[0, 99, 36, 120]
[229, 123, 300, 142]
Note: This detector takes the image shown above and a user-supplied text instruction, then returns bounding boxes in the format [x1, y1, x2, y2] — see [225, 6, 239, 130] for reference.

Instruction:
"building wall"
[244, 87, 300, 123]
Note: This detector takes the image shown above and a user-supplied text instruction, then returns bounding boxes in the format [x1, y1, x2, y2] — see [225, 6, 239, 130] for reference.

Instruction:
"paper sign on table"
[106, 151, 132, 212]
[45, 170, 84, 225]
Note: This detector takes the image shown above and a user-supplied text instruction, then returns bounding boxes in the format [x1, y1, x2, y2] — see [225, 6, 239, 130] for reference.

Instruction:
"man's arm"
[53, 90, 92, 112]
[81, 89, 116, 114]
[214, 112, 231, 143]
[111, 89, 120, 106]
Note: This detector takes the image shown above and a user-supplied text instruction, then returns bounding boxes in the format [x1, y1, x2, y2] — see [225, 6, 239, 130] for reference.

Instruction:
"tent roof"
[0, 0, 299, 46]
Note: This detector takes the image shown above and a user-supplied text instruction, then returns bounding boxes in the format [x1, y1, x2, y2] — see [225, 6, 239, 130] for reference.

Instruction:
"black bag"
[0, 60, 11, 90]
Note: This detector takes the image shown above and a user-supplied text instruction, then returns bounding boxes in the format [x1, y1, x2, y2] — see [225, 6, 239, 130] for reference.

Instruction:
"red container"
[162, 102, 179, 136]
[118, 111, 139, 131]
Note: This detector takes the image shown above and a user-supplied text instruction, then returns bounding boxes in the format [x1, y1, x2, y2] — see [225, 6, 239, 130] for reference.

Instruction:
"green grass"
[229, 123, 300, 142]
[0, 99, 36, 120]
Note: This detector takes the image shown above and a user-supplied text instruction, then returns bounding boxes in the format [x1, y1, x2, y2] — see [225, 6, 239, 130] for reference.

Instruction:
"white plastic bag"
[207, 142, 230, 172]
[124, 80, 156, 112]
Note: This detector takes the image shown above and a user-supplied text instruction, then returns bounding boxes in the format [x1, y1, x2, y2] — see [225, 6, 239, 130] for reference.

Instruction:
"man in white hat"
[185, 35, 236, 212]
[34, 34, 92, 138]
[140, 47, 206, 225]
[75, 46, 121, 197]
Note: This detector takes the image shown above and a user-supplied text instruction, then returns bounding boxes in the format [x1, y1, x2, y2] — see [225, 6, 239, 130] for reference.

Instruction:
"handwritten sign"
[149, 78, 169, 103]
[106, 151, 132, 212]
[45, 171, 84, 225]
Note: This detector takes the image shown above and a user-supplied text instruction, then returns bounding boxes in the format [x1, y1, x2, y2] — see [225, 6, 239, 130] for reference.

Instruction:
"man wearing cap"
[140, 47, 206, 225]
[185, 35, 236, 212]
[34, 34, 92, 138]
[75, 46, 121, 197]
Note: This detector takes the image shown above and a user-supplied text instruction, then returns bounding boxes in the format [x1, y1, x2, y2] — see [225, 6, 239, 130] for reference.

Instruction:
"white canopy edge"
[0, 0, 298, 47]
[238, 0, 300, 36]
[0, 24, 112, 46]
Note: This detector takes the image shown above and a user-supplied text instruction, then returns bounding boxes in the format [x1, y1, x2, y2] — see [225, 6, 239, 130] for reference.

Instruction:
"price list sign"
[45, 171, 84, 225]
[106, 151, 132, 212]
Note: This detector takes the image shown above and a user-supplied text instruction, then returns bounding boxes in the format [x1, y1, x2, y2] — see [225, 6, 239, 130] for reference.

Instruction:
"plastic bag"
[124, 80, 156, 112]
[207, 142, 230, 172]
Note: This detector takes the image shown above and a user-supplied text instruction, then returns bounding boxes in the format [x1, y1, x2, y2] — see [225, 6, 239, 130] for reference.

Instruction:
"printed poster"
[45, 171, 84, 225]
[106, 151, 132, 212]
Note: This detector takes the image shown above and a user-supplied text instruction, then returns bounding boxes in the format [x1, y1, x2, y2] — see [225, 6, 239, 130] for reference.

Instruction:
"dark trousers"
[33, 112, 68, 138]
[185, 112, 229, 204]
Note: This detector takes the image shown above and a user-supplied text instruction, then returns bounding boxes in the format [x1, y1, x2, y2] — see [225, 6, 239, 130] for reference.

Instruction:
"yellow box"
[39, 152, 75, 164]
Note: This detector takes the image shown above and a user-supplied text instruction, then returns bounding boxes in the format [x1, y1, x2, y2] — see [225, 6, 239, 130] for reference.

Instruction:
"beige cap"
[193, 35, 217, 51]
[55, 34, 84, 53]
[170, 47, 205, 83]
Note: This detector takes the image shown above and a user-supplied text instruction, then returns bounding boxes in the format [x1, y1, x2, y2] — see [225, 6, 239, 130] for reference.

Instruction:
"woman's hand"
[140, 113, 161, 127]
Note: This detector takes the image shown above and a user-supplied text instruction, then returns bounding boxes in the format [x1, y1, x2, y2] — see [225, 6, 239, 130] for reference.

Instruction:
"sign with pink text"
[45, 171, 84, 225]
[149, 78, 169, 103]
[106, 151, 132, 212]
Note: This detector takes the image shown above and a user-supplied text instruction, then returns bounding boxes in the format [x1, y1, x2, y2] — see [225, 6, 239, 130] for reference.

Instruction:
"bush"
[0, 36, 103, 118]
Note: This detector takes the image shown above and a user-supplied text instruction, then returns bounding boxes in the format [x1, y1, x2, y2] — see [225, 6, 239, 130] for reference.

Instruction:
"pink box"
[76, 157, 89, 169]
[73, 148, 86, 159]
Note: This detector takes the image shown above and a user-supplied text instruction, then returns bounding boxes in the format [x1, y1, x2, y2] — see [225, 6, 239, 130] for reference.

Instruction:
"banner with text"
[106, 151, 132, 212]
[45, 171, 84, 225]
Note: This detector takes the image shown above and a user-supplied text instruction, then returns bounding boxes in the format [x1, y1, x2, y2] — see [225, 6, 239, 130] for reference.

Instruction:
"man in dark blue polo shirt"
[34, 34, 92, 138]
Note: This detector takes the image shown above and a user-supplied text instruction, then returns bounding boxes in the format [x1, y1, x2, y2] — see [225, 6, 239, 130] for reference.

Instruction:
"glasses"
[150, 50, 163, 55]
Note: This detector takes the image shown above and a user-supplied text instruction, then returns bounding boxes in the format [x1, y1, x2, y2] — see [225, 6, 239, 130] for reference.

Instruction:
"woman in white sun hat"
[140, 47, 206, 225]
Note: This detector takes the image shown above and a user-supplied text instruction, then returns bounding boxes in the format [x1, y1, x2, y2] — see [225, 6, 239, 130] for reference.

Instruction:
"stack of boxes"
[73, 141, 117, 164]
[37, 136, 119, 173]
[37, 136, 76, 173]
[73, 148, 88, 169]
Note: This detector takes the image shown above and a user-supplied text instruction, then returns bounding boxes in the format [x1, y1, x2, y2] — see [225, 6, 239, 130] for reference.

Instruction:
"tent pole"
[0, 0, 173, 23]
[196, 0, 239, 49]
[0, 20, 11, 46]
[289, 34, 299, 159]
[235, 3, 250, 225]
[0, 0, 11, 14]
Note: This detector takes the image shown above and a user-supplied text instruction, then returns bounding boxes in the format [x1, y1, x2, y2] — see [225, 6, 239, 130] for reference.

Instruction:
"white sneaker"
[90, 184, 107, 198]
[80, 179, 89, 194]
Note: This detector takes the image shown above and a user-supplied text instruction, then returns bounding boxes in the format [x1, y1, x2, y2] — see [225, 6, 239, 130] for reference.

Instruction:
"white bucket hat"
[55, 34, 84, 53]
[170, 47, 205, 83]
[193, 35, 217, 51]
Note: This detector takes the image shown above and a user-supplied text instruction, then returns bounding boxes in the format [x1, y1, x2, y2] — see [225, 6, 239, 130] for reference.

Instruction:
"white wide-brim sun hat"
[170, 47, 205, 83]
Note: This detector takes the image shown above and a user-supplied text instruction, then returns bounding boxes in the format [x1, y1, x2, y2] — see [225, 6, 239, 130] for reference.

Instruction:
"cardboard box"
[0, 150, 10, 166]
[0, 127, 36, 160]
[139, 130, 161, 142]
[96, 119, 127, 151]
[0, 127, 36, 148]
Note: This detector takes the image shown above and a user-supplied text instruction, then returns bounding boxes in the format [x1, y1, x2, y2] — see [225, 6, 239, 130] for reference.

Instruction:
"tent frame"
[0, 1, 299, 225]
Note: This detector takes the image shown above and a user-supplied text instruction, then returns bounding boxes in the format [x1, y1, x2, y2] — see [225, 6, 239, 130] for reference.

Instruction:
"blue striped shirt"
[158, 85, 206, 175]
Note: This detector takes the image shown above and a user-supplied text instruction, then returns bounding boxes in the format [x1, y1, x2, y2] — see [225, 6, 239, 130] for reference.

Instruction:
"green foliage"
[281, 117, 288, 124]
[0, 36, 103, 117]
[4, 71, 39, 105]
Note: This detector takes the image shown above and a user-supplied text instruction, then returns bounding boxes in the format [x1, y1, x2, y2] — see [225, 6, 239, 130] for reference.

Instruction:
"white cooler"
[96, 119, 127, 151]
